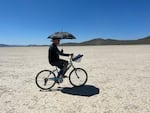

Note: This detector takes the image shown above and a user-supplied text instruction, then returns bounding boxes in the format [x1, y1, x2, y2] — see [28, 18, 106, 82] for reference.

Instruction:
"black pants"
[51, 59, 68, 77]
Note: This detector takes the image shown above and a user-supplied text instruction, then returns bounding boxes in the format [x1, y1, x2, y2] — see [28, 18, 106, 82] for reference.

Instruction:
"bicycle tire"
[69, 68, 88, 87]
[35, 70, 56, 90]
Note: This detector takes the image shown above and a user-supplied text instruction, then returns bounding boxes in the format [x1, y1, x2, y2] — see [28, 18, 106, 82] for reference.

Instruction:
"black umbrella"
[48, 32, 76, 39]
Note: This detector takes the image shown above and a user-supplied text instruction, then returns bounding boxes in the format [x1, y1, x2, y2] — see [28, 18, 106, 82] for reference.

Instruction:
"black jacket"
[48, 43, 69, 64]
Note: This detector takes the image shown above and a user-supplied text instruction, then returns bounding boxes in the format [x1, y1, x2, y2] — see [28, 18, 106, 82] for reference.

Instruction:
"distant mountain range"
[62, 36, 150, 46]
[0, 36, 150, 47]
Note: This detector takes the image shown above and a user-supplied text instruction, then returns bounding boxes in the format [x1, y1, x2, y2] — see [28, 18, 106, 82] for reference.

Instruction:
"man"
[48, 38, 72, 82]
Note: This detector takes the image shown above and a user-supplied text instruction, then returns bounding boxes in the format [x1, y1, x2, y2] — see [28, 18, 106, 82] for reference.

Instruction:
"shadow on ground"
[60, 85, 100, 97]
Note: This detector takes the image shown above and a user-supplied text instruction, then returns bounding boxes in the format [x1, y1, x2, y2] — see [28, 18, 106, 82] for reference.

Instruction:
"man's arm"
[56, 47, 70, 56]
[60, 49, 70, 56]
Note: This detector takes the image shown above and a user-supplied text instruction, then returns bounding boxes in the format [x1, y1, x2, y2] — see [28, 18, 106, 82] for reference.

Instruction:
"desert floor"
[0, 45, 150, 113]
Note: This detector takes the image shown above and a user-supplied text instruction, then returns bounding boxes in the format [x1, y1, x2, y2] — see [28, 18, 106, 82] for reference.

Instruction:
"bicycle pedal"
[55, 80, 60, 84]
[59, 79, 63, 83]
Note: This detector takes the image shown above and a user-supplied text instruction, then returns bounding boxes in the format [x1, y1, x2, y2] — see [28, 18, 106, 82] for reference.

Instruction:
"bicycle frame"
[52, 55, 75, 76]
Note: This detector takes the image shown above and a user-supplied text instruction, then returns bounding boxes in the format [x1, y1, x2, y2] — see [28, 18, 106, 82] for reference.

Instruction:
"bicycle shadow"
[60, 85, 100, 97]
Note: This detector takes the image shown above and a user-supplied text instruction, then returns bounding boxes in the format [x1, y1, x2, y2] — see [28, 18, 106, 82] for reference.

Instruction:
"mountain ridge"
[62, 36, 150, 46]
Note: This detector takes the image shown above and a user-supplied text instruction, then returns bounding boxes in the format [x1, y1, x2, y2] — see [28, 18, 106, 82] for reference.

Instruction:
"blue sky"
[0, 0, 150, 45]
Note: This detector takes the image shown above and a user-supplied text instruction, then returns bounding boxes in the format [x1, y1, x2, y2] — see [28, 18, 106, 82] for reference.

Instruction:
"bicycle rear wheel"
[69, 68, 88, 87]
[35, 70, 56, 90]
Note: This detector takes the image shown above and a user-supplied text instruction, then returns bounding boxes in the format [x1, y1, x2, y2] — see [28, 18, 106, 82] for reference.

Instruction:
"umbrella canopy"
[48, 32, 76, 39]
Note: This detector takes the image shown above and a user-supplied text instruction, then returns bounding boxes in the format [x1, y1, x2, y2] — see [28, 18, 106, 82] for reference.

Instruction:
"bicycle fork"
[71, 63, 80, 79]
[74, 68, 80, 79]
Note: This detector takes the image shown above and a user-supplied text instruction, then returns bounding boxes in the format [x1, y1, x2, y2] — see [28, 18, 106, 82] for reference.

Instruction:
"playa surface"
[0, 45, 150, 113]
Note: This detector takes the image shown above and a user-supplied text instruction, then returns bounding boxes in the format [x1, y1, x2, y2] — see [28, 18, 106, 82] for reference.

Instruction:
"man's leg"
[52, 59, 68, 78]
[61, 60, 68, 76]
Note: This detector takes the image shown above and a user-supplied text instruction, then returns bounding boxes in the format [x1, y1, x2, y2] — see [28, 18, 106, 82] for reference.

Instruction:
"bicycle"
[35, 54, 88, 90]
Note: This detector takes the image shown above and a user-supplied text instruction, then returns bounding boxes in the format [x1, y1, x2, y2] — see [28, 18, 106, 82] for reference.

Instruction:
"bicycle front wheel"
[69, 68, 88, 87]
[35, 70, 56, 90]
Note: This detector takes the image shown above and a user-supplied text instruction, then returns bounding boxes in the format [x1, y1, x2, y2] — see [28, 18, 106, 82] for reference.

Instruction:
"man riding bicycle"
[35, 32, 88, 89]
[48, 38, 72, 82]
